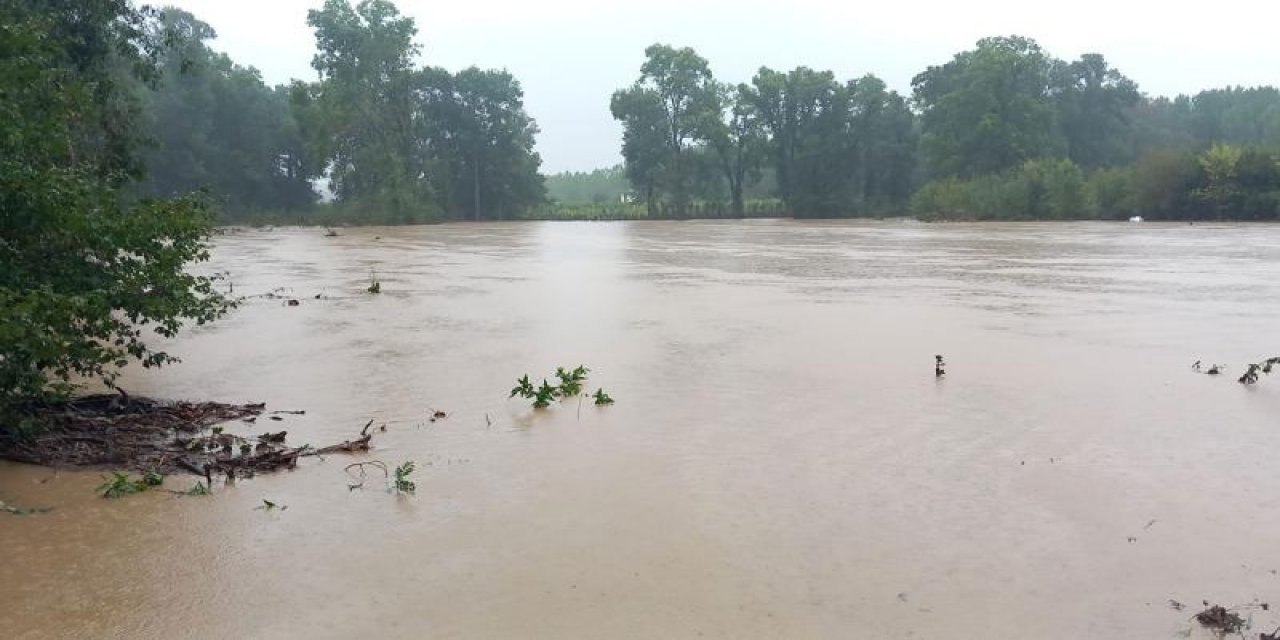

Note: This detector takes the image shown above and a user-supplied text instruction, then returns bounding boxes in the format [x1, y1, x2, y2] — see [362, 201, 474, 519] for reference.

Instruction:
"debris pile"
[0, 392, 374, 486]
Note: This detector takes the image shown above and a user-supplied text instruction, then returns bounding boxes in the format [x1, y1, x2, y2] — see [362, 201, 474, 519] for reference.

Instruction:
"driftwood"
[310, 420, 374, 455]
[0, 392, 379, 483]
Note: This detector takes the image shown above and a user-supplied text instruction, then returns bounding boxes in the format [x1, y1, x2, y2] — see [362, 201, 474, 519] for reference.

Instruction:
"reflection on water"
[4, 220, 1280, 639]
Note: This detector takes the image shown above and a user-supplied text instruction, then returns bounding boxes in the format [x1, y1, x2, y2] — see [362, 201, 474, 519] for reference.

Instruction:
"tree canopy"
[1, 0, 231, 407]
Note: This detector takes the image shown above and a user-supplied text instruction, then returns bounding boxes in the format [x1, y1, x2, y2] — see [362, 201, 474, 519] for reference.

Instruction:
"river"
[3, 220, 1279, 638]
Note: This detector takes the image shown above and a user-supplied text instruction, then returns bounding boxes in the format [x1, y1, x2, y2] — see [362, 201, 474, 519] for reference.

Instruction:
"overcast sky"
[165, 0, 1279, 173]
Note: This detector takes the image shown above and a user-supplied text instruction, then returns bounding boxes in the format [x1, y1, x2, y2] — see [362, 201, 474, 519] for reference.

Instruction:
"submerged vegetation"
[393, 461, 416, 494]
[97, 471, 162, 499]
[510, 366, 613, 410]
[592, 389, 615, 406]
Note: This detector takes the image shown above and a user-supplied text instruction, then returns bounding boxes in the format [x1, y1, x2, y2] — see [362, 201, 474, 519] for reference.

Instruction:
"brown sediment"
[0, 392, 372, 482]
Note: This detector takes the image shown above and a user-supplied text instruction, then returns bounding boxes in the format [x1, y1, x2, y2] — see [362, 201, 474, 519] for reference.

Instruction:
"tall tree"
[1051, 53, 1140, 168]
[846, 74, 918, 210]
[420, 67, 545, 220]
[913, 36, 1057, 178]
[0, 0, 230, 407]
[611, 44, 720, 215]
[305, 0, 430, 220]
[610, 86, 667, 215]
[136, 8, 316, 216]
[705, 83, 764, 216]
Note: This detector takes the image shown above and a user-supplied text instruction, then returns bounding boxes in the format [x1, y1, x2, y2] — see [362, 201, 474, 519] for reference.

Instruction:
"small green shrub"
[393, 461, 416, 494]
[511, 365, 615, 410]
[183, 482, 211, 496]
[96, 472, 150, 499]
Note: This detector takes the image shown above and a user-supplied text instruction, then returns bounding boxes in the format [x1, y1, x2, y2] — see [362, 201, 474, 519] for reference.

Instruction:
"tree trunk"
[472, 148, 480, 221]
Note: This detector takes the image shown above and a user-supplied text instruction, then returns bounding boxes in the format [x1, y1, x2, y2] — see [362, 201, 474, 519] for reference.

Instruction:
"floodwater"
[3, 220, 1280, 639]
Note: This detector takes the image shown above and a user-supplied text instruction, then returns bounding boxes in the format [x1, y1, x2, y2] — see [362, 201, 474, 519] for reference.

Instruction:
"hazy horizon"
[165, 0, 1280, 173]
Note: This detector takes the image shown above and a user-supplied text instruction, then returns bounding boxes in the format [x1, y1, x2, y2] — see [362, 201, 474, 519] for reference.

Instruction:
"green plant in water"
[510, 374, 535, 399]
[255, 499, 286, 511]
[96, 472, 149, 499]
[367, 270, 381, 294]
[0, 499, 50, 515]
[511, 366, 613, 410]
[142, 470, 164, 487]
[393, 461, 416, 494]
[533, 380, 560, 409]
[183, 482, 211, 496]
[555, 365, 590, 396]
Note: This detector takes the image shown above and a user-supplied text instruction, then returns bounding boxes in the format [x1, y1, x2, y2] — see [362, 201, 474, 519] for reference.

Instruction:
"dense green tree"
[135, 8, 316, 217]
[741, 66, 834, 209]
[1128, 149, 1203, 219]
[300, 0, 544, 221]
[705, 83, 765, 216]
[913, 36, 1057, 178]
[1129, 95, 1198, 156]
[1051, 54, 1140, 168]
[420, 67, 545, 220]
[1, 0, 230, 407]
[304, 0, 431, 220]
[611, 44, 721, 215]
[741, 67, 916, 216]
[846, 75, 918, 210]
[610, 86, 668, 215]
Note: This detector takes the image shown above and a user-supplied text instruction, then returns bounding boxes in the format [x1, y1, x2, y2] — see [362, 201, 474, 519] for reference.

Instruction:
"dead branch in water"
[0, 395, 381, 484]
[344, 460, 389, 490]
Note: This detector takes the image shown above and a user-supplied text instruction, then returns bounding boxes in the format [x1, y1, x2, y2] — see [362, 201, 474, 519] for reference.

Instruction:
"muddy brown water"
[4, 220, 1280, 639]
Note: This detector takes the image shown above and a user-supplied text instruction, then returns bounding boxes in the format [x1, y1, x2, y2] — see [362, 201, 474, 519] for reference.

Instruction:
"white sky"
[163, 0, 1280, 173]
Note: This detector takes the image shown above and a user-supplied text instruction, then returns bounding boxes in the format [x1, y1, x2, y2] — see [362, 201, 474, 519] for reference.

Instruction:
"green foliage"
[297, 0, 545, 221]
[1128, 149, 1204, 218]
[612, 44, 917, 218]
[1051, 53, 1140, 168]
[367, 270, 382, 294]
[142, 470, 165, 487]
[913, 144, 1280, 221]
[611, 44, 721, 216]
[393, 461, 415, 494]
[96, 472, 151, 499]
[511, 366, 611, 410]
[545, 166, 631, 205]
[592, 388, 614, 406]
[913, 160, 1093, 220]
[183, 481, 211, 496]
[913, 36, 1057, 179]
[554, 365, 589, 397]
[134, 9, 317, 217]
[742, 67, 917, 216]
[0, 0, 232, 410]
[533, 380, 560, 409]
[509, 374, 535, 399]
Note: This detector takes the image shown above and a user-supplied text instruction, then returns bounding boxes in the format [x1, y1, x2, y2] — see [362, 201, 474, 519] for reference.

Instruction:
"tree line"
[131, 0, 546, 223]
[611, 37, 1280, 220]
[1, 0, 232, 408]
[39, 2, 1280, 223]
[610, 45, 915, 218]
